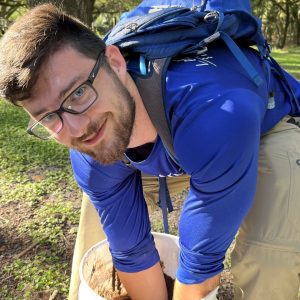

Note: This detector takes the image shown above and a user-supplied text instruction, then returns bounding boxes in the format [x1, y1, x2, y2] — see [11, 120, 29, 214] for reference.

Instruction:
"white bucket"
[78, 232, 179, 300]
[78, 231, 218, 300]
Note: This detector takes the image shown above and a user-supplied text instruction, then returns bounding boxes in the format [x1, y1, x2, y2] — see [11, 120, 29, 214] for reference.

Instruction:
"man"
[0, 4, 300, 300]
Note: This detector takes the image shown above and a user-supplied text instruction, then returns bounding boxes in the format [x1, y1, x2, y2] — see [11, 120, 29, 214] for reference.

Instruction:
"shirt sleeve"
[70, 152, 160, 272]
[172, 88, 265, 284]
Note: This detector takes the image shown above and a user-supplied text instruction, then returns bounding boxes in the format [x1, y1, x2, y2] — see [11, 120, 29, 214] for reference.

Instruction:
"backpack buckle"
[204, 11, 219, 24]
[266, 41, 272, 55]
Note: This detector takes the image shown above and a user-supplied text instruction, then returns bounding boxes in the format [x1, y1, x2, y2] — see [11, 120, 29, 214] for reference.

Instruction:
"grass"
[271, 47, 300, 80]
[0, 101, 81, 299]
[0, 47, 299, 300]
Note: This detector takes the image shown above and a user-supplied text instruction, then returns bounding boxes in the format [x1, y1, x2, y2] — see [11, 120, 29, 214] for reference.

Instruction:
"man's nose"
[62, 112, 90, 137]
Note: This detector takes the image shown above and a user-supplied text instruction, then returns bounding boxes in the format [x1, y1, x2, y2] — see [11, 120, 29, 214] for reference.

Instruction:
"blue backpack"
[105, 0, 299, 162]
[104, 0, 299, 232]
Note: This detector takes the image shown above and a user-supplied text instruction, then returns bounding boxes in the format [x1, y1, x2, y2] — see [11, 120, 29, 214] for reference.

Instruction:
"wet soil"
[88, 259, 174, 300]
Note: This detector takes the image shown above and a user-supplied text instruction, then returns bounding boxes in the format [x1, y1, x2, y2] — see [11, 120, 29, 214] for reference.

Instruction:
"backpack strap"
[158, 176, 174, 233]
[128, 58, 179, 234]
[134, 57, 180, 165]
[267, 56, 300, 114]
[122, 155, 174, 234]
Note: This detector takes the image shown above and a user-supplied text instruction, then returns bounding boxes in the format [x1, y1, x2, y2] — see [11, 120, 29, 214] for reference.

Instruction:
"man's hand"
[117, 262, 168, 300]
[173, 274, 220, 300]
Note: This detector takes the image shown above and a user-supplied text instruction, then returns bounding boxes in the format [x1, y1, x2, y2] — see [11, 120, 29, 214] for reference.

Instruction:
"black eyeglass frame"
[27, 52, 104, 140]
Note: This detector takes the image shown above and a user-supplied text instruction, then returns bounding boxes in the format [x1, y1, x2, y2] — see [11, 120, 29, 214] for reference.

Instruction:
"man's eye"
[43, 113, 57, 124]
[40, 113, 59, 129]
[73, 86, 86, 98]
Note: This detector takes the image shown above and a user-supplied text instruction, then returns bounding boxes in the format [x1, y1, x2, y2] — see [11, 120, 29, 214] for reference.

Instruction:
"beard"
[71, 71, 136, 165]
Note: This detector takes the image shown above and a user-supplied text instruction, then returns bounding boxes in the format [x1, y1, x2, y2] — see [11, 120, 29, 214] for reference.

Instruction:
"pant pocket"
[288, 152, 300, 230]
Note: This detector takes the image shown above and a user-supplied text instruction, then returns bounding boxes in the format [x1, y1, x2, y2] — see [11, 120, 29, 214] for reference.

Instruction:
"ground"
[0, 189, 81, 300]
[0, 184, 234, 299]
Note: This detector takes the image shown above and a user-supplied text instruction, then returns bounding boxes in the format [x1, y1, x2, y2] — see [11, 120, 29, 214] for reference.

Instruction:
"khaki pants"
[68, 193, 106, 300]
[68, 118, 300, 300]
[231, 118, 300, 299]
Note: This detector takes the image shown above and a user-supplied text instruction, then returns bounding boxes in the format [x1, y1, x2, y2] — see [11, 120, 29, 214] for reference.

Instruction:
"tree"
[290, 2, 300, 45]
[0, 0, 26, 33]
[0, 0, 140, 35]
[27, 0, 96, 26]
[269, 0, 290, 48]
[252, 0, 300, 47]
[93, 0, 141, 34]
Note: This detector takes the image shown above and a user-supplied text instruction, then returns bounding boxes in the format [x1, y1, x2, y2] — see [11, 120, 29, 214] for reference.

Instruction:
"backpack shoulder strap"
[134, 57, 179, 164]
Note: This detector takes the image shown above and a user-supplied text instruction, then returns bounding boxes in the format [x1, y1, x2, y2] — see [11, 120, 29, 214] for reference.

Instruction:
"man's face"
[21, 46, 135, 164]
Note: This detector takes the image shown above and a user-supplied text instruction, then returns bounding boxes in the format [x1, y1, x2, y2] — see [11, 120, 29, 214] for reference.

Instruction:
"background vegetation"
[0, 0, 299, 47]
[253, 0, 300, 48]
[0, 0, 299, 299]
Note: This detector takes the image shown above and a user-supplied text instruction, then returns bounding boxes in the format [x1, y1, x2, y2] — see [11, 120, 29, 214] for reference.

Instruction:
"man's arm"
[70, 150, 164, 293]
[117, 262, 168, 300]
[170, 87, 264, 288]
[173, 275, 220, 300]
[116, 266, 219, 300]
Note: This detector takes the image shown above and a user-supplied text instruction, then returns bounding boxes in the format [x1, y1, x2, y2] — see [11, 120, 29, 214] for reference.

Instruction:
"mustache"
[71, 117, 106, 145]
[78, 122, 100, 142]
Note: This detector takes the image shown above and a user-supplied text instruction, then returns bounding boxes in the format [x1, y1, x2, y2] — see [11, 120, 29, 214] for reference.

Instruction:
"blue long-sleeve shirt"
[70, 44, 299, 284]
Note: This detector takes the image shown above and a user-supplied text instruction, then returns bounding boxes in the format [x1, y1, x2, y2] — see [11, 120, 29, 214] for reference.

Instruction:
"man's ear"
[105, 45, 127, 82]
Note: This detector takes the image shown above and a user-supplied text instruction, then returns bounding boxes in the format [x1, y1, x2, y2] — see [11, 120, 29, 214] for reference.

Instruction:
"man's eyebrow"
[31, 74, 85, 118]
[59, 74, 85, 100]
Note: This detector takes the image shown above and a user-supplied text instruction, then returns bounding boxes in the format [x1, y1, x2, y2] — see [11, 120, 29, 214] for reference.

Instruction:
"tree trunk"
[27, 0, 95, 26]
[278, 1, 290, 48]
[291, 4, 300, 45]
[297, 15, 300, 45]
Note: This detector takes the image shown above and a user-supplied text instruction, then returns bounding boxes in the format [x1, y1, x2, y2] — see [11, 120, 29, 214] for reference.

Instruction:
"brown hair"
[0, 4, 106, 104]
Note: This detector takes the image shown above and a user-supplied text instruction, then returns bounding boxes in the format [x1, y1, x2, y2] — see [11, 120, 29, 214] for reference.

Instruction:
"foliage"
[0, 1, 299, 47]
[19, 201, 79, 245]
[0, 0, 27, 34]
[252, 0, 300, 48]
[0, 101, 81, 299]
[2, 254, 69, 299]
[93, 0, 141, 35]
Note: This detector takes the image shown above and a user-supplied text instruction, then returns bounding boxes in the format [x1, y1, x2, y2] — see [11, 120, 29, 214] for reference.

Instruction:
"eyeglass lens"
[30, 83, 97, 139]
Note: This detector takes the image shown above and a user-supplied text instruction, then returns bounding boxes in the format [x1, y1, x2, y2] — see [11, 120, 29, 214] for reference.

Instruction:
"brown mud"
[89, 260, 175, 300]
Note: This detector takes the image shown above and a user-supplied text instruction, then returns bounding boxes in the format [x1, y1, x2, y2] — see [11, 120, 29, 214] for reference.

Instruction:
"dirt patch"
[0, 202, 33, 264]
[0, 195, 79, 300]
[218, 271, 235, 300]
[88, 258, 174, 299]
[0, 215, 33, 298]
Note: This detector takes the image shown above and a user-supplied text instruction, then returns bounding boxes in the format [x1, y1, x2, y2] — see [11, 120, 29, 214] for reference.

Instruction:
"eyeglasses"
[27, 52, 104, 140]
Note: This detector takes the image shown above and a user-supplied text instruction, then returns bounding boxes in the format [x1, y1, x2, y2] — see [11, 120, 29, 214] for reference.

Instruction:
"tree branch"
[268, 0, 285, 12]
[0, 1, 23, 7]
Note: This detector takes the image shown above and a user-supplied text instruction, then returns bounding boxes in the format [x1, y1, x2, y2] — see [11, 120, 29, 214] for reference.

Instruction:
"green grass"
[0, 101, 81, 299]
[271, 47, 300, 80]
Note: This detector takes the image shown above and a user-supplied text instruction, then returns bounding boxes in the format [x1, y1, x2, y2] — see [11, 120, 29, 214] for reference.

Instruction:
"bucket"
[78, 232, 179, 300]
[78, 231, 218, 300]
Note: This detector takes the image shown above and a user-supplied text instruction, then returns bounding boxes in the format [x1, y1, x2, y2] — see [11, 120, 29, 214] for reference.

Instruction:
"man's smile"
[81, 118, 107, 145]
